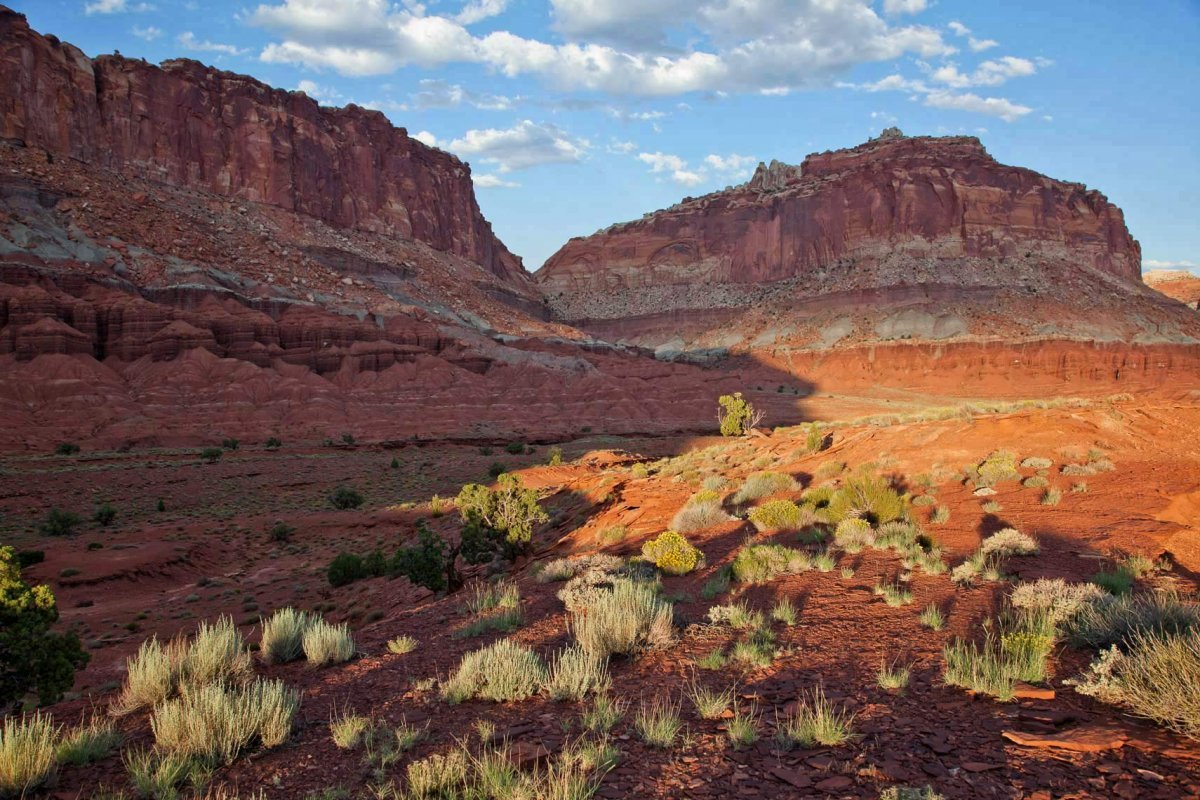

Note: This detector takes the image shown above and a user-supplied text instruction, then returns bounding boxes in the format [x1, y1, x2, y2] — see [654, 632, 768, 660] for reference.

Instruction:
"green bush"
[264, 437, 282, 449]
[327, 552, 366, 587]
[748, 500, 810, 532]
[54, 443, 79, 456]
[0, 546, 88, 712]
[976, 450, 1020, 487]
[56, 718, 120, 766]
[505, 442, 526, 455]
[640, 531, 703, 576]
[93, 503, 117, 527]
[221, 438, 239, 451]
[268, 521, 294, 542]
[730, 544, 810, 584]
[456, 475, 548, 559]
[717, 392, 760, 437]
[391, 523, 454, 593]
[200, 447, 223, 463]
[39, 508, 82, 537]
[329, 486, 364, 510]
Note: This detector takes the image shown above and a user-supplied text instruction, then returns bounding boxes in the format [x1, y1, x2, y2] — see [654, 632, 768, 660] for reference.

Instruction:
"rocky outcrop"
[538, 131, 1147, 338]
[0, 6, 523, 283]
[1144, 269, 1200, 309]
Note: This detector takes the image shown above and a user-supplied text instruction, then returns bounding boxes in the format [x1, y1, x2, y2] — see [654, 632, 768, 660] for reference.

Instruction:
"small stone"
[1012, 683, 1055, 700]
[1002, 725, 1127, 753]
[769, 766, 812, 789]
[815, 776, 853, 792]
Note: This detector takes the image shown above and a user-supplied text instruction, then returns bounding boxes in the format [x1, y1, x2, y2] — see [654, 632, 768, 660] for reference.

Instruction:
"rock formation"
[537, 130, 1197, 351]
[1144, 269, 1200, 309]
[0, 6, 523, 283]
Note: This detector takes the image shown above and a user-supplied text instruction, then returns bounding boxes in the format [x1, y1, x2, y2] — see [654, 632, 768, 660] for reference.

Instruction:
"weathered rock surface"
[538, 130, 1197, 350]
[1144, 269, 1200, 309]
[0, 5, 523, 283]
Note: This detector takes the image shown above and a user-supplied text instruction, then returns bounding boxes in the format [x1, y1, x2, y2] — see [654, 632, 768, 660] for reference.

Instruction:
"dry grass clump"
[824, 473, 907, 526]
[1011, 579, 1104, 625]
[260, 607, 316, 664]
[56, 718, 120, 766]
[670, 497, 732, 533]
[687, 680, 735, 720]
[943, 610, 1055, 700]
[833, 518, 875, 552]
[634, 698, 683, 748]
[571, 578, 673, 658]
[774, 687, 856, 749]
[442, 639, 548, 704]
[537, 554, 625, 584]
[978, 528, 1039, 558]
[117, 617, 251, 715]
[329, 708, 371, 749]
[387, 635, 418, 655]
[1070, 628, 1200, 739]
[1021, 457, 1053, 469]
[748, 500, 816, 532]
[545, 645, 610, 701]
[0, 714, 57, 797]
[302, 619, 355, 667]
[1067, 592, 1199, 650]
[974, 450, 1020, 487]
[150, 678, 300, 765]
[732, 472, 797, 504]
[730, 544, 810, 584]
[873, 579, 914, 607]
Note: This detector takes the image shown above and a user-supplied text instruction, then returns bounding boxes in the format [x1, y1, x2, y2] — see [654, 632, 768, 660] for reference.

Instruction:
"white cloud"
[456, 0, 508, 25]
[411, 79, 513, 110]
[929, 56, 1038, 88]
[295, 79, 342, 102]
[1143, 259, 1199, 271]
[607, 140, 638, 154]
[605, 107, 667, 122]
[474, 174, 521, 188]
[178, 32, 248, 56]
[131, 25, 162, 41]
[85, 0, 153, 14]
[946, 20, 998, 52]
[413, 130, 440, 147]
[704, 153, 756, 179]
[441, 120, 589, 171]
[923, 90, 1031, 122]
[883, 0, 927, 15]
[251, 0, 956, 96]
[637, 151, 705, 185]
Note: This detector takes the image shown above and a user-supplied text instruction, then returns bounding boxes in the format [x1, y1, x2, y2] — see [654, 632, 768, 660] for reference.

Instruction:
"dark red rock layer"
[0, 6, 524, 283]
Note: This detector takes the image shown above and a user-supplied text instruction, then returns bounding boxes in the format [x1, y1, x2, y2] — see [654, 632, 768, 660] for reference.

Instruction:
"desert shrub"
[774, 687, 855, 749]
[930, 506, 950, 523]
[123, 747, 196, 800]
[0, 713, 57, 797]
[56, 718, 120, 766]
[391, 522, 456, 593]
[634, 698, 682, 748]
[982, 500, 1002, 513]
[641, 531, 704, 576]
[0, 547, 89, 713]
[1011, 579, 1104, 625]
[1022, 475, 1048, 489]
[748, 500, 814, 532]
[39, 508, 82, 537]
[268, 521, 293, 542]
[151, 678, 299, 765]
[201, 447, 223, 463]
[571, 578, 673, 658]
[505, 441, 526, 455]
[1021, 456, 1053, 469]
[221, 438, 239, 451]
[978, 528, 1039, 558]
[670, 499, 731, 533]
[717, 392, 761, 437]
[487, 461, 507, 478]
[1068, 592, 1199, 650]
[456, 475, 548, 559]
[545, 645, 609, 701]
[880, 788, 944, 800]
[1041, 487, 1062, 506]
[264, 437, 282, 449]
[802, 423, 826, 454]
[707, 602, 764, 630]
[387, 636, 417, 655]
[771, 597, 798, 626]
[912, 495, 936, 507]
[302, 619, 355, 666]
[464, 581, 520, 616]
[442, 639, 547, 703]
[329, 709, 370, 749]
[92, 503, 117, 527]
[976, 450, 1020, 487]
[547, 446, 565, 466]
[833, 518, 875, 551]
[405, 749, 470, 796]
[1070, 629, 1200, 739]
[730, 544, 810, 583]
[825, 473, 906, 525]
[732, 472, 795, 504]
[329, 486, 364, 510]
[327, 552, 366, 588]
[180, 617, 253, 689]
[260, 608, 316, 664]
[117, 637, 181, 714]
[340, 433, 356, 446]
[54, 442, 79, 456]
[943, 635, 1017, 701]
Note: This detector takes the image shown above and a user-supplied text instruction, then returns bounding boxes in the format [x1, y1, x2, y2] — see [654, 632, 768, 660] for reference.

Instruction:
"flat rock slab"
[1003, 726, 1127, 753]
[1013, 683, 1056, 701]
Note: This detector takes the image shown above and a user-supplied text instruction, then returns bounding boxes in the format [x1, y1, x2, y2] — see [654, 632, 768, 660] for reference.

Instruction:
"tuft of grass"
[302, 619, 355, 666]
[1068, 592, 1199, 650]
[770, 597, 798, 626]
[696, 649, 728, 670]
[386, 635, 418, 655]
[545, 645, 610, 701]
[731, 627, 777, 668]
[671, 500, 732, 533]
[687, 681, 735, 720]
[732, 472, 797, 504]
[634, 698, 683, 748]
[1040, 487, 1062, 506]
[581, 693, 626, 733]
[455, 607, 523, 639]
[260, 607, 314, 665]
[329, 709, 370, 749]
[700, 565, 732, 600]
[151, 678, 300, 765]
[123, 747, 198, 800]
[442, 639, 547, 704]
[56, 718, 120, 766]
[930, 506, 950, 524]
[981, 500, 1003, 513]
[840, 567, 855, 579]
[942, 637, 1016, 701]
[774, 687, 856, 749]
[726, 706, 759, 749]
[874, 579, 913, 607]
[1071, 481, 1089, 493]
[919, 603, 946, 631]
[0, 714, 58, 797]
[570, 579, 673, 659]
[464, 581, 521, 615]
[730, 544, 810, 584]
[877, 660, 911, 690]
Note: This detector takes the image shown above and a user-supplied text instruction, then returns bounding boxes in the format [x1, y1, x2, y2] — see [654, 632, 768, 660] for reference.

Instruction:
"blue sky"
[14, 0, 1200, 273]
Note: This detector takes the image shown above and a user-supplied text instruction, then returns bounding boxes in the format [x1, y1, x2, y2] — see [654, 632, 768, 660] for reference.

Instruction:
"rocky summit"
[538, 129, 1196, 352]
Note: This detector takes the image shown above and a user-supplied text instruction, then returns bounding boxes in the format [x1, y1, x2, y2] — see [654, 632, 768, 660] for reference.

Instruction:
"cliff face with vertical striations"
[0, 5, 523, 282]
[535, 129, 1183, 351]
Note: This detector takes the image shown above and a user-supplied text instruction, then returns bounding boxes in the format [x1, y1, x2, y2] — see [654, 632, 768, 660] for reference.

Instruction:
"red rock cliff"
[538, 130, 1142, 303]
[0, 6, 524, 282]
